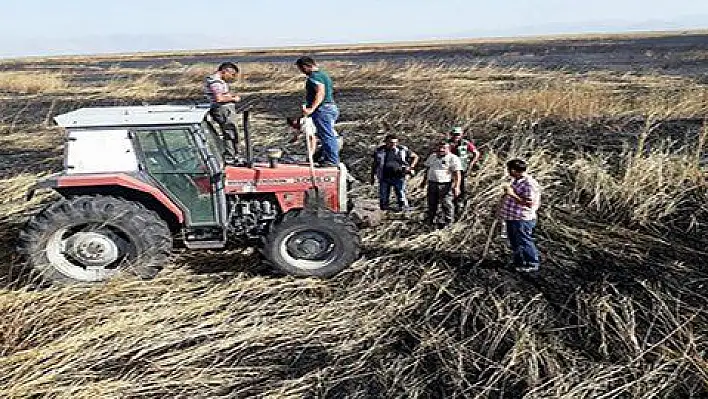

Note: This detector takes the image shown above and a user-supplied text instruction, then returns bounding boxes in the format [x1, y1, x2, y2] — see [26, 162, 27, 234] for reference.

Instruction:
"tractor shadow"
[176, 247, 277, 277]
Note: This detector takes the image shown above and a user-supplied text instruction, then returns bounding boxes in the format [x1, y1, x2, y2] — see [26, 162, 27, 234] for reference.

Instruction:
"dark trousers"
[379, 177, 409, 210]
[426, 181, 454, 225]
[210, 103, 239, 157]
[505, 220, 540, 268]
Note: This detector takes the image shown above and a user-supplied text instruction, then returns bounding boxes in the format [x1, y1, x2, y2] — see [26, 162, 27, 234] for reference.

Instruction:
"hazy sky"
[0, 0, 706, 57]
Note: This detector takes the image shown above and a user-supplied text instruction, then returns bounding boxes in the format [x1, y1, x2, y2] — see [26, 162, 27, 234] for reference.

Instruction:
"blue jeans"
[379, 177, 409, 210]
[311, 104, 339, 165]
[505, 220, 540, 269]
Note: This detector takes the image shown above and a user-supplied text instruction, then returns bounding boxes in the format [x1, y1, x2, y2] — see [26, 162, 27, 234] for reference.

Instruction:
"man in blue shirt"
[296, 56, 339, 166]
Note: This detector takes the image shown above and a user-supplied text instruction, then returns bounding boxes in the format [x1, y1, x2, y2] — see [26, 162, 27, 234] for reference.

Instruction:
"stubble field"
[0, 32, 707, 398]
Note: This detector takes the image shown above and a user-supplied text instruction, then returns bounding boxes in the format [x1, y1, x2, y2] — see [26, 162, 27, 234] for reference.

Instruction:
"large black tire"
[262, 210, 360, 278]
[18, 195, 172, 284]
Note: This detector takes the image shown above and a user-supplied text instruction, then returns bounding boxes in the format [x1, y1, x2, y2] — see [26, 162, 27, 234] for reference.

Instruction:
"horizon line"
[2, 28, 707, 62]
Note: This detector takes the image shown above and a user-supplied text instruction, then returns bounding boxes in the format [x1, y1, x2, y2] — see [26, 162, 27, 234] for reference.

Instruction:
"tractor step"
[183, 240, 226, 250]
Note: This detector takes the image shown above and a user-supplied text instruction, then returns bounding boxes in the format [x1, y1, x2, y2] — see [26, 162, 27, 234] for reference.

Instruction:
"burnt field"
[4, 32, 708, 78]
[0, 32, 707, 398]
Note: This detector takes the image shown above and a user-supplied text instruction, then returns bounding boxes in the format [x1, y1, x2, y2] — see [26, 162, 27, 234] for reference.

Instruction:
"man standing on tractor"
[419, 141, 463, 228]
[448, 127, 480, 219]
[370, 134, 419, 211]
[296, 56, 340, 167]
[498, 159, 541, 273]
[204, 62, 241, 159]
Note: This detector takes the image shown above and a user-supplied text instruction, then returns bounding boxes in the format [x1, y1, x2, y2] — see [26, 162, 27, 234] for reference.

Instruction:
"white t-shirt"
[425, 153, 463, 183]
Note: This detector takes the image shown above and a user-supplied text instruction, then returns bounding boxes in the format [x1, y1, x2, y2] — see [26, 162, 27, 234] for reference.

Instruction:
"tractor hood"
[54, 105, 211, 128]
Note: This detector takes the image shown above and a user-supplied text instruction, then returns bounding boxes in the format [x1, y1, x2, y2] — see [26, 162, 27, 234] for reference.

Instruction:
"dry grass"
[0, 71, 68, 94]
[101, 74, 162, 100]
[394, 64, 708, 122]
[0, 45, 707, 398]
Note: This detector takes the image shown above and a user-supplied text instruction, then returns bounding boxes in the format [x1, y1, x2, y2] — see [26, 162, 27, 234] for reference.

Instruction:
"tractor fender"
[27, 173, 184, 225]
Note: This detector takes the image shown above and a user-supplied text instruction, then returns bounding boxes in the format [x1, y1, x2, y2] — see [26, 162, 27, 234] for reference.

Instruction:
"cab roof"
[54, 105, 211, 128]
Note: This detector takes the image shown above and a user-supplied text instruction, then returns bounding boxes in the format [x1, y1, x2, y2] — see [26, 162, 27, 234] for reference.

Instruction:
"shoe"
[318, 161, 338, 167]
[515, 265, 539, 273]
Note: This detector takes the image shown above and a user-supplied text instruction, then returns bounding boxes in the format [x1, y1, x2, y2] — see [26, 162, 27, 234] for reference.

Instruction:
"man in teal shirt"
[296, 56, 339, 166]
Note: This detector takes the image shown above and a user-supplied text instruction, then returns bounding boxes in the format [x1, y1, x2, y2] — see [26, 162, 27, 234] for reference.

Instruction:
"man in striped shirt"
[499, 159, 541, 272]
[204, 62, 241, 158]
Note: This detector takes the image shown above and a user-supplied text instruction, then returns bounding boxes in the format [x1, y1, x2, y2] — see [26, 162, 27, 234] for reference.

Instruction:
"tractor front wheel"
[263, 210, 360, 278]
[18, 195, 172, 284]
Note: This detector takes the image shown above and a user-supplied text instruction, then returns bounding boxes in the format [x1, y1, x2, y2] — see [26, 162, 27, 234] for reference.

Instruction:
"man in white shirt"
[419, 141, 463, 227]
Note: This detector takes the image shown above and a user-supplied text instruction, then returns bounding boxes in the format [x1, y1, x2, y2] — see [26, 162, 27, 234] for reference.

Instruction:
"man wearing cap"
[448, 127, 480, 219]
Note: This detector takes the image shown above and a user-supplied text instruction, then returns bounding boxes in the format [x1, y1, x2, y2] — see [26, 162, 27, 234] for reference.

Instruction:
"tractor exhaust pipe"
[243, 110, 253, 167]
[266, 148, 282, 168]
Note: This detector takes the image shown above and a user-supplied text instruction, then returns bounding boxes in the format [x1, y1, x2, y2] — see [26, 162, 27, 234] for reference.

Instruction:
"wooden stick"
[474, 195, 505, 268]
[475, 218, 498, 268]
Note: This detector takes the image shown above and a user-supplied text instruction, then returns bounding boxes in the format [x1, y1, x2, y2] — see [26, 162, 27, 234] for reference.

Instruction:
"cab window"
[135, 128, 216, 225]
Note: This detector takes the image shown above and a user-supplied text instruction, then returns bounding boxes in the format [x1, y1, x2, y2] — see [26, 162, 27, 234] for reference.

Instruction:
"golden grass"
[99, 74, 161, 100]
[569, 149, 703, 225]
[15, 59, 704, 116]
[393, 63, 708, 121]
[0, 72, 68, 94]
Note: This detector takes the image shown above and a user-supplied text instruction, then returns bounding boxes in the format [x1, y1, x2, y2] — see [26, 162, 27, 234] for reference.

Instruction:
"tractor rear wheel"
[262, 210, 360, 277]
[18, 195, 172, 284]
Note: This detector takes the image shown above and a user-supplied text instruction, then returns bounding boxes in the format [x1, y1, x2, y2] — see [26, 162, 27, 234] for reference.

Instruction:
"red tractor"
[19, 105, 360, 284]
